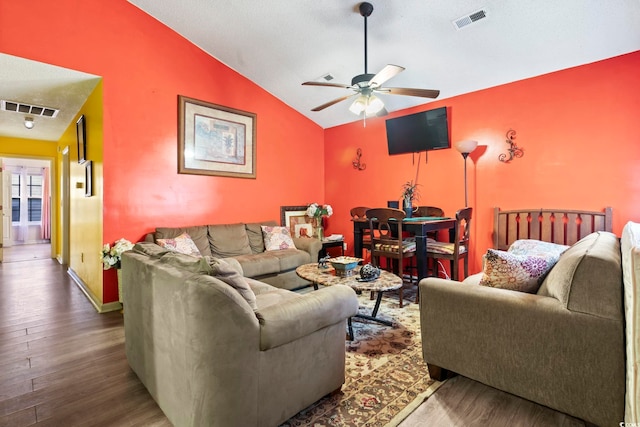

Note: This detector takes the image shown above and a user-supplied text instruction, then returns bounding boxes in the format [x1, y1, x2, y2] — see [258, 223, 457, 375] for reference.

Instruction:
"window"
[11, 172, 42, 223]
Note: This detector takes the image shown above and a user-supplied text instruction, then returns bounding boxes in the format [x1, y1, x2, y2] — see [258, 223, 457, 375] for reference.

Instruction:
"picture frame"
[280, 205, 315, 238]
[84, 160, 93, 197]
[178, 95, 257, 178]
[76, 115, 86, 164]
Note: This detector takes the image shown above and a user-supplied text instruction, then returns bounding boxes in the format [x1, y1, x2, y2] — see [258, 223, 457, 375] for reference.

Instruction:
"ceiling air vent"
[453, 9, 488, 30]
[1, 100, 59, 118]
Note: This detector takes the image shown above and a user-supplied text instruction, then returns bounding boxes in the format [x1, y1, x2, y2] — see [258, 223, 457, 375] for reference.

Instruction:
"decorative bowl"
[328, 256, 362, 277]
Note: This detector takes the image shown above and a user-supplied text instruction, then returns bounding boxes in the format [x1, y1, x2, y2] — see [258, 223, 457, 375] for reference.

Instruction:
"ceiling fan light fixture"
[349, 94, 384, 116]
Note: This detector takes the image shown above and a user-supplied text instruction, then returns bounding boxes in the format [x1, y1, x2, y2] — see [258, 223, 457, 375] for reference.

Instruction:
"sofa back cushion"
[538, 231, 622, 320]
[207, 223, 252, 257]
[245, 220, 278, 253]
[155, 225, 211, 257]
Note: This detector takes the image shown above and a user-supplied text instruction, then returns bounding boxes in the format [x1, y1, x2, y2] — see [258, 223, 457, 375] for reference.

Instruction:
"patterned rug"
[281, 288, 441, 427]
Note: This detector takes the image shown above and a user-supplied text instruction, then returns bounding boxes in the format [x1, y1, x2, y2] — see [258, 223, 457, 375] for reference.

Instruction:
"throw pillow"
[208, 257, 257, 310]
[479, 249, 557, 293]
[261, 226, 297, 251]
[156, 232, 202, 257]
[508, 239, 569, 259]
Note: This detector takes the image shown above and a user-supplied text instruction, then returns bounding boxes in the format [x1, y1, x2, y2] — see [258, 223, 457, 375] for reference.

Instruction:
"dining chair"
[413, 206, 445, 217]
[426, 207, 472, 281]
[350, 206, 371, 262]
[366, 207, 417, 308]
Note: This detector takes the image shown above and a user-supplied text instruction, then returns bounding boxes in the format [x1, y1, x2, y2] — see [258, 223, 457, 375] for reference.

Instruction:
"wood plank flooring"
[0, 253, 587, 426]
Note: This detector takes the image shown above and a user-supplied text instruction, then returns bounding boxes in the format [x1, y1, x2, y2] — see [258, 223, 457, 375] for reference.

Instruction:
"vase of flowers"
[306, 203, 333, 240]
[401, 181, 420, 218]
[101, 238, 134, 303]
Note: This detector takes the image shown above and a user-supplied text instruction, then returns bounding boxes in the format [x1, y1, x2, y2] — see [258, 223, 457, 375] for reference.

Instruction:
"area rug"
[281, 289, 443, 427]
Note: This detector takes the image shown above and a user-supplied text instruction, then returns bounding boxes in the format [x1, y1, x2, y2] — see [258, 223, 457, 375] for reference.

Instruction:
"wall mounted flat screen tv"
[385, 106, 450, 155]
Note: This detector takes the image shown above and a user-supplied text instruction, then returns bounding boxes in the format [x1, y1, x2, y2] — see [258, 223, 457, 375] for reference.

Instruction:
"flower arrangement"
[101, 238, 134, 270]
[401, 181, 420, 207]
[306, 203, 333, 219]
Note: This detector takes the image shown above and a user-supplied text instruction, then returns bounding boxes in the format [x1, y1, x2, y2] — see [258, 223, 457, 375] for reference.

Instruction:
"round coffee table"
[296, 263, 402, 340]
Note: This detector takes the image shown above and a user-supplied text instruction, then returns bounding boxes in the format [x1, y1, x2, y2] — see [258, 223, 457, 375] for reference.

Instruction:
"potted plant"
[401, 181, 420, 218]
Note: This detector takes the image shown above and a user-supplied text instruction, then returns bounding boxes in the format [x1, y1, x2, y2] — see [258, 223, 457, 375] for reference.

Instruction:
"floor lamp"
[455, 140, 478, 207]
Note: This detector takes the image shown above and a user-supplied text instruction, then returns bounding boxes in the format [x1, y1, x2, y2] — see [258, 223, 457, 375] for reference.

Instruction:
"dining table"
[352, 216, 457, 281]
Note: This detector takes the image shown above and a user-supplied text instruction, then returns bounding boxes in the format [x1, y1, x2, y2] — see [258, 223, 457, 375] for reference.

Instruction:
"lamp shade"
[349, 94, 384, 116]
[455, 140, 478, 154]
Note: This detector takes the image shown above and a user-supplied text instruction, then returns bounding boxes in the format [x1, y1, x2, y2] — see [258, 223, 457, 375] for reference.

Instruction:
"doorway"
[1, 157, 52, 263]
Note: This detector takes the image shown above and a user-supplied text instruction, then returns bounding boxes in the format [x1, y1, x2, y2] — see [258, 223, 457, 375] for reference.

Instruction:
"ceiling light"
[24, 117, 34, 129]
[349, 94, 384, 116]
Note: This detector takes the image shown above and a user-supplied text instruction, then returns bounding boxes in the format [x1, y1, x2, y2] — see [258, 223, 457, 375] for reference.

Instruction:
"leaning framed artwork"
[178, 95, 257, 178]
[76, 115, 86, 164]
[280, 205, 314, 238]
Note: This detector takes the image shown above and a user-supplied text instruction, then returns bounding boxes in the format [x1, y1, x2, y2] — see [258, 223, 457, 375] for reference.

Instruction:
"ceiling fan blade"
[370, 64, 405, 88]
[382, 87, 440, 99]
[302, 81, 353, 89]
[311, 94, 357, 112]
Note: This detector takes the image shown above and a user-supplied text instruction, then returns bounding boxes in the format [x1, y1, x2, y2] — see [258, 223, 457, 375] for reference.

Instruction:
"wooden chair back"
[414, 206, 445, 217]
[349, 206, 370, 220]
[426, 207, 473, 281]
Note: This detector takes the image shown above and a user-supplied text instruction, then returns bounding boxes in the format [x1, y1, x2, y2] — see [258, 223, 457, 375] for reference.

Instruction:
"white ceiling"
[0, 54, 100, 142]
[128, 0, 640, 129]
[1, 1, 638, 144]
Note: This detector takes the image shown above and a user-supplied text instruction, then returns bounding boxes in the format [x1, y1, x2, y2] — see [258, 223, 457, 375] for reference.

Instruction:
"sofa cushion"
[233, 253, 281, 278]
[133, 241, 171, 258]
[156, 232, 202, 257]
[159, 251, 213, 274]
[155, 225, 211, 257]
[245, 221, 278, 253]
[261, 226, 297, 251]
[208, 257, 257, 310]
[207, 223, 252, 257]
[538, 231, 622, 319]
[479, 249, 556, 293]
[265, 248, 311, 272]
[622, 221, 640, 422]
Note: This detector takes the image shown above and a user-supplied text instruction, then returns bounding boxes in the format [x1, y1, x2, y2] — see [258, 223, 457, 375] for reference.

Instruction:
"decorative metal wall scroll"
[352, 148, 366, 170]
[499, 129, 524, 163]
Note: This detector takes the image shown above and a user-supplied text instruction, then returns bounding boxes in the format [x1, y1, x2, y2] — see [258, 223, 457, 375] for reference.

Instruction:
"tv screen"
[385, 107, 450, 155]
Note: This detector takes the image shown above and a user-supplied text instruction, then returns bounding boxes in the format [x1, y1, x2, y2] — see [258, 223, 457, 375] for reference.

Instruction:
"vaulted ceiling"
[128, 0, 640, 128]
[1, 1, 639, 143]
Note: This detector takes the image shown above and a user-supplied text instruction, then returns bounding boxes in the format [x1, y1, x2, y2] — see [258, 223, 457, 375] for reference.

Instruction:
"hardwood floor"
[0, 257, 170, 426]
[0, 255, 587, 426]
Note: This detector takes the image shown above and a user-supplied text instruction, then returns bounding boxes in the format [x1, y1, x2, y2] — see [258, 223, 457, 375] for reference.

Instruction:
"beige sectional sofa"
[419, 227, 638, 426]
[122, 242, 359, 427]
[145, 220, 322, 290]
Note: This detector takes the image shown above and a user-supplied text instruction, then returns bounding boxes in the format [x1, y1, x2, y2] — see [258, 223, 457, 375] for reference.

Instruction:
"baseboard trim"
[67, 267, 122, 313]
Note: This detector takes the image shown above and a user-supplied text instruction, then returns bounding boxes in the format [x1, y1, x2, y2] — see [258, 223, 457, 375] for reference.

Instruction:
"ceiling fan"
[302, 2, 440, 117]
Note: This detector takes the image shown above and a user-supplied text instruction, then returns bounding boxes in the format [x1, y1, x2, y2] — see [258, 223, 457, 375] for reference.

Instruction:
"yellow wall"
[57, 81, 104, 302]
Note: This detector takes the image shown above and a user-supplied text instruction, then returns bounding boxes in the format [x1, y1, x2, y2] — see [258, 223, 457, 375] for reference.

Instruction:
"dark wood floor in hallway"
[0, 258, 170, 426]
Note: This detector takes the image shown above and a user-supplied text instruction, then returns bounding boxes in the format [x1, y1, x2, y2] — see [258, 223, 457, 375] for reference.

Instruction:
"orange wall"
[1, 0, 324, 303]
[325, 51, 640, 274]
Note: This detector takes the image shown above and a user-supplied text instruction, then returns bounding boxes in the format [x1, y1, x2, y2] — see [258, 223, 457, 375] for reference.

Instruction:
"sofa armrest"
[144, 232, 155, 242]
[258, 285, 358, 350]
[292, 237, 322, 263]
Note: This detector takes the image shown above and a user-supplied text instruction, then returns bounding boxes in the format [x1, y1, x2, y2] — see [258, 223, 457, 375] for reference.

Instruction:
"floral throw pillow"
[508, 239, 569, 259]
[261, 226, 297, 251]
[156, 232, 202, 257]
[479, 249, 557, 293]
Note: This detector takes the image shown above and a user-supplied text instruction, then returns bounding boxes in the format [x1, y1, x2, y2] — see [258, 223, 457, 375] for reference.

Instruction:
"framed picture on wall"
[84, 160, 93, 197]
[178, 95, 257, 179]
[77, 115, 86, 164]
[280, 205, 314, 237]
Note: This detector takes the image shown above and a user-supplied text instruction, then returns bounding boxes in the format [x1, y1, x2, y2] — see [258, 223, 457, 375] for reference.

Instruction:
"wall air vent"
[453, 9, 488, 30]
[1, 100, 59, 118]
